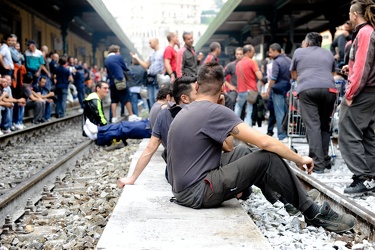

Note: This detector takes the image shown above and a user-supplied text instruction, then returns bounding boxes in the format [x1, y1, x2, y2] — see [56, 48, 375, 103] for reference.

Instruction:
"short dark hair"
[209, 42, 221, 52]
[108, 45, 120, 53]
[173, 75, 197, 104]
[39, 76, 47, 82]
[305, 32, 322, 47]
[58, 57, 67, 65]
[156, 86, 172, 101]
[182, 31, 192, 41]
[95, 81, 109, 90]
[197, 62, 224, 96]
[269, 43, 282, 53]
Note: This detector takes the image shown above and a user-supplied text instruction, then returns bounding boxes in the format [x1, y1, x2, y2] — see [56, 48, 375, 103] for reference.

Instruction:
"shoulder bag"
[239, 64, 258, 104]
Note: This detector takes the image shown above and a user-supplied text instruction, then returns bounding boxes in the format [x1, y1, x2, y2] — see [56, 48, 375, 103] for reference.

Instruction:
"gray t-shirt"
[152, 107, 174, 148]
[167, 101, 243, 193]
[149, 102, 165, 129]
[148, 49, 165, 76]
[290, 46, 336, 94]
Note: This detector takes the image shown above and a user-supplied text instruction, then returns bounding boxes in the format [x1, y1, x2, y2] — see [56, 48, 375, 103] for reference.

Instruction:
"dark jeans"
[75, 84, 85, 109]
[55, 88, 68, 118]
[227, 90, 237, 110]
[339, 91, 375, 178]
[96, 120, 151, 146]
[299, 88, 336, 171]
[202, 150, 313, 212]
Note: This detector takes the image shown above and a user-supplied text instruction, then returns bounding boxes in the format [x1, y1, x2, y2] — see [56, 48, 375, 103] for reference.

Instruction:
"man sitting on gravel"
[166, 62, 356, 233]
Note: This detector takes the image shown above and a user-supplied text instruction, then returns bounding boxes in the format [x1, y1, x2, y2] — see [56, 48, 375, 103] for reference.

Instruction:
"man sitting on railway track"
[165, 62, 356, 233]
[83, 80, 151, 148]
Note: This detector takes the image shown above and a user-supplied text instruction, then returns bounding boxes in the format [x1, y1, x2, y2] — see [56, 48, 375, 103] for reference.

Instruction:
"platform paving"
[96, 139, 272, 250]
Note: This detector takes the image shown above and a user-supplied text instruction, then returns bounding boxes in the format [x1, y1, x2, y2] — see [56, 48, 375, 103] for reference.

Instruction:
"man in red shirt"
[164, 32, 180, 83]
[234, 45, 262, 126]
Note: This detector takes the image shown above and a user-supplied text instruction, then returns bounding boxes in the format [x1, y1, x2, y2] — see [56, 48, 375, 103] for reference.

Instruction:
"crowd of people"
[0, 34, 112, 135]
[7, 0, 375, 235]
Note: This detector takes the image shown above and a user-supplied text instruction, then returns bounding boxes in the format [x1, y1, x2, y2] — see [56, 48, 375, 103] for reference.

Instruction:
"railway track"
[291, 164, 375, 242]
[0, 114, 90, 229]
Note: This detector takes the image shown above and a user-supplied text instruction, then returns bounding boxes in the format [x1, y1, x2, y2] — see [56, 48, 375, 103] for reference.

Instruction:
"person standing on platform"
[290, 32, 337, 174]
[164, 32, 180, 84]
[266, 43, 292, 142]
[339, 0, 375, 194]
[235, 45, 262, 126]
[176, 32, 198, 77]
[131, 38, 164, 109]
[54, 56, 72, 118]
[105, 44, 141, 123]
[224, 47, 244, 109]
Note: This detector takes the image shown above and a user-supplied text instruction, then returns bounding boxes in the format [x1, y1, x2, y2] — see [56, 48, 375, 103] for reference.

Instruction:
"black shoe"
[344, 178, 375, 194]
[33, 121, 40, 125]
[266, 132, 273, 136]
[305, 201, 356, 233]
[38, 118, 46, 123]
[238, 187, 253, 200]
[324, 156, 332, 169]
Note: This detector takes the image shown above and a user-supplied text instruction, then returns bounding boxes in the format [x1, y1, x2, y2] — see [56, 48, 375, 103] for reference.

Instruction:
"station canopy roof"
[17, 0, 351, 55]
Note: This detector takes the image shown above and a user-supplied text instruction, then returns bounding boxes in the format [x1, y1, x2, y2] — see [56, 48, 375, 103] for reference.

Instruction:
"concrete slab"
[96, 139, 272, 250]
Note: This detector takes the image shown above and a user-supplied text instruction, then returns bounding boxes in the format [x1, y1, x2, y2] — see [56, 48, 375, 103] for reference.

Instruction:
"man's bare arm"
[118, 136, 162, 188]
[229, 123, 314, 174]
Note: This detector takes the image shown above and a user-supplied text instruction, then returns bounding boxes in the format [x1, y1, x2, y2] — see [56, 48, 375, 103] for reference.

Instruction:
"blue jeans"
[272, 93, 287, 140]
[130, 92, 139, 116]
[12, 104, 24, 124]
[75, 84, 85, 109]
[55, 88, 68, 118]
[1, 107, 12, 130]
[45, 101, 51, 120]
[234, 91, 253, 126]
[147, 84, 159, 109]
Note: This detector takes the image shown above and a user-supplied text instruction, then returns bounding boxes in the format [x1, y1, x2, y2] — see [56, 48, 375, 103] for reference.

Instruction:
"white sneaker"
[128, 114, 142, 122]
[111, 117, 118, 123]
[279, 137, 289, 143]
[0, 130, 3, 136]
[14, 124, 24, 130]
[2, 129, 11, 134]
[78, 108, 84, 113]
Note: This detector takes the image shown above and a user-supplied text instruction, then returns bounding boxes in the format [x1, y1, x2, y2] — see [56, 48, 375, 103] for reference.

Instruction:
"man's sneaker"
[307, 189, 321, 201]
[128, 114, 142, 122]
[104, 140, 125, 151]
[14, 124, 24, 130]
[279, 137, 289, 143]
[111, 117, 119, 123]
[2, 129, 11, 134]
[344, 178, 375, 194]
[284, 203, 301, 216]
[305, 201, 356, 233]
[0, 130, 3, 136]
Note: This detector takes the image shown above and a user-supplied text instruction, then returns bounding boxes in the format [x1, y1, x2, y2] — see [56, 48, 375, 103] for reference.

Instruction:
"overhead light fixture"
[52, 5, 60, 11]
